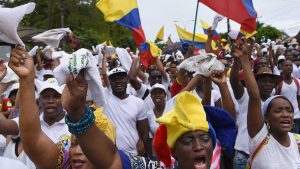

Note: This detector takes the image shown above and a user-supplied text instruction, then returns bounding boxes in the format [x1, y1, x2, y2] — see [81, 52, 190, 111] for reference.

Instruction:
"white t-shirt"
[279, 79, 300, 119]
[234, 89, 251, 154]
[147, 109, 159, 136]
[3, 141, 35, 169]
[234, 89, 264, 154]
[0, 134, 6, 156]
[0, 157, 29, 169]
[250, 124, 300, 169]
[103, 92, 147, 155]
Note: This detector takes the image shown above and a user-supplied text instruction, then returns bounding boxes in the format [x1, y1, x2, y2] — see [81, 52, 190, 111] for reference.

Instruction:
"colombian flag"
[96, 0, 158, 68]
[199, 0, 257, 35]
[96, 0, 146, 48]
[155, 26, 164, 42]
[200, 19, 220, 41]
[175, 25, 217, 50]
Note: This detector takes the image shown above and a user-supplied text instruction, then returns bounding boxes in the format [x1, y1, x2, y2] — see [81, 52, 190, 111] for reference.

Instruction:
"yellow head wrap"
[156, 91, 209, 148]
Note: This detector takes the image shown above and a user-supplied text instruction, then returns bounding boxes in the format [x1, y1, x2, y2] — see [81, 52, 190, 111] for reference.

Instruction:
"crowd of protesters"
[0, 11, 300, 169]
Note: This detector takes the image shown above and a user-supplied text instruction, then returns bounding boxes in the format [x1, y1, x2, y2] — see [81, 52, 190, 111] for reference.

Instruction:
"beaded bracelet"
[65, 106, 95, 135]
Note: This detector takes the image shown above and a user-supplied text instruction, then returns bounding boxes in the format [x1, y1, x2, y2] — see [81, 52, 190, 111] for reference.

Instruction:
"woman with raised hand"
[234, 39, 300, 169]
[8, 45, 105, 169]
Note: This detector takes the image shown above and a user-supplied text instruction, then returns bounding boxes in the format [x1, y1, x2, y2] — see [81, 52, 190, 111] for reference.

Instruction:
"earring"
[266, 122, 270, 130]
[292, 122, 295, 129]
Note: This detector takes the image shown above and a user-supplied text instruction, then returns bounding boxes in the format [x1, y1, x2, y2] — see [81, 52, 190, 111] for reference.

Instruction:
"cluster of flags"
[96, 0, 257, 66]
[96, 0, 160, 68]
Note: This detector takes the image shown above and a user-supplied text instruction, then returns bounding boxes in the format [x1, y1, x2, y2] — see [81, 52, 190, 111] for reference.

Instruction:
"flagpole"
[192, 1, 200, 44]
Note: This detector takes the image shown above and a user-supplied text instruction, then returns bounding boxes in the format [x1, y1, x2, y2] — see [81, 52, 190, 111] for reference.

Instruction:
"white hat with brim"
[37, 78, 64, 96]
[150, 83, 167, 94]
[108, 67, 127, 78]
[289, 39, 298, 45]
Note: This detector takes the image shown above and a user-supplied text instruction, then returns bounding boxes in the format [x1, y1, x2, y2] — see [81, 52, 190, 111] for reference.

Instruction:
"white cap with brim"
[277, 55, 286, 62]
[108, 67, 127, 78]
[37, 78, 64, 96]
[289, 38, 298, 45]
[150, 83, 167, 94]
[4, 82, 19, 98]
[1, 62, 19, 84]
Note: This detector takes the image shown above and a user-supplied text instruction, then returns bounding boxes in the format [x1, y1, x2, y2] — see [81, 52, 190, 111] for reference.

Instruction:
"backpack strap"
[246, 135, 269, 169]
[276, 81, 283, 95]
[293, 77, 299, 94]
[142, 89, 150, 100]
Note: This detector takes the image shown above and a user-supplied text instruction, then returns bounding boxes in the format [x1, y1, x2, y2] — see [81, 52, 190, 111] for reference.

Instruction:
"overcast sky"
[137, 0, 300, 42]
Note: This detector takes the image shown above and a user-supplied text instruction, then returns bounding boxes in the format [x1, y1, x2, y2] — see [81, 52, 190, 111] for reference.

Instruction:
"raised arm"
[210, 70, 237, 120]
[128, 56, 142, 90]
[205, 28, 214, 53]
[101, 48, 110, 87]
[155, 58, 169, 82]
[63, 71, 121, 169]
[233, 40, 263, 138]
[8, 45, 59, 169]
[201, 76, 212, 106]
[230, 49, 245, 100]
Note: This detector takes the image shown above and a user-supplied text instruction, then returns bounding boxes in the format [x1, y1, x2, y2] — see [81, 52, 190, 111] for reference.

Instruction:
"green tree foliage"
[0, 0, 134, 49]
[256, 21, 282, 43]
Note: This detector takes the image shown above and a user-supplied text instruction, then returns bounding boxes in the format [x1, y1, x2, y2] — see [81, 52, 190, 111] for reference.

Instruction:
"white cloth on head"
[177, 53, 224, 77]
[116, 47, 132, 72]
[32, 28, 71, 48]
[212, 14, 224, 30]
[0, 3, 35, 46]
[53, 48, 106, 107]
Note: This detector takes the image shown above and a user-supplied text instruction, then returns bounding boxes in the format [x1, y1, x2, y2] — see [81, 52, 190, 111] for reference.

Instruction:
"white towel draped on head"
[115, 47, 132, 72]
[0, 3, 36, 46]
[53, 48, 106, 107]
[177, 53, 224, 77]
[32, 28, 71, 48]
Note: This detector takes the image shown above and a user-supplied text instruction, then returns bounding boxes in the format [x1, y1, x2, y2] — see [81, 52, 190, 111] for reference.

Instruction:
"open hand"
[231, 38, 250, 60]
[8, 45, 34, 79]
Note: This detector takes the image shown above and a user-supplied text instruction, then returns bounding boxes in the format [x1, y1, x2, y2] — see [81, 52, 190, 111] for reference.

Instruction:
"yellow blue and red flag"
[175, 24, 217, 50]
[96, 0, 158, 68]
[96, 0, 145, 47]
[199, 0, 257, 36]
[200, 19, 220, 41]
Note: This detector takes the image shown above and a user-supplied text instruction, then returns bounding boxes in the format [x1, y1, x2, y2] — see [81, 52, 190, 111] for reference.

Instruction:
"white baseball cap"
[38, 78, 64, 96]
[150, 83, 167, 94]
[108, 67, 127, 77]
